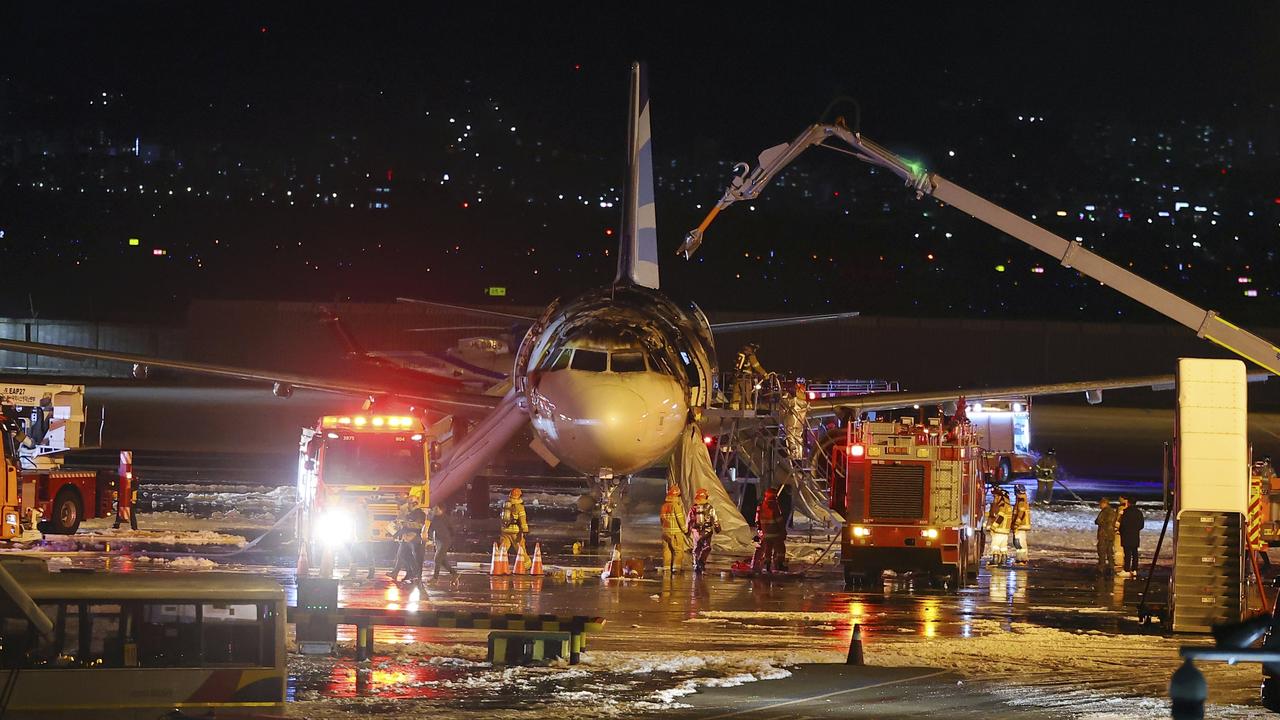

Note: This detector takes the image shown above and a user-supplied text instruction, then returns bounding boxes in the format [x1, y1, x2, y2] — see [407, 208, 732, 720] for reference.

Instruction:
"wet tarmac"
[13, 382, 1280, 716]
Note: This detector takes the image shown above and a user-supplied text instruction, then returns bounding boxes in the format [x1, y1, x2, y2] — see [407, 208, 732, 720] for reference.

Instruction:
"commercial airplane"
[0, 63, 856, 540]
[0, 64, 1211, 544]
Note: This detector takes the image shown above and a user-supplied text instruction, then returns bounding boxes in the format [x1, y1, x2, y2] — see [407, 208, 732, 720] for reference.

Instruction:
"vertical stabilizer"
[615, 62, 660, 289]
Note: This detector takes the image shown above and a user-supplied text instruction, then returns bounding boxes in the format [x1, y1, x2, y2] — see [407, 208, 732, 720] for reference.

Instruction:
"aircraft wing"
[0, 338, 501, 415]
[395, 297, 537, 322]
[710, 311, 860, 332]
[804, 372, 1272, 417]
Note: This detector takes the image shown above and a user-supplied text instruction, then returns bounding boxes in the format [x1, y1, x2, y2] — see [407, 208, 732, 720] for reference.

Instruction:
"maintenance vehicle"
[0, 383, 114, 536]
[829, 413, 987, 591]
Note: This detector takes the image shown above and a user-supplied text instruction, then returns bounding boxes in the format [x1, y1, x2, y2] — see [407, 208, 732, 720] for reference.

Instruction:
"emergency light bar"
[320, 415, 423, 431]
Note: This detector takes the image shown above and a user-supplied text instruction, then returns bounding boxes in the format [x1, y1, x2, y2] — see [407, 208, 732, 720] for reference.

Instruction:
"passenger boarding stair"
[707, 378, 843, 528]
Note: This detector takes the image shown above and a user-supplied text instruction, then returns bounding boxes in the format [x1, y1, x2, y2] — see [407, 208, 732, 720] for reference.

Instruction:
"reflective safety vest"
[660, 500, 688, 535]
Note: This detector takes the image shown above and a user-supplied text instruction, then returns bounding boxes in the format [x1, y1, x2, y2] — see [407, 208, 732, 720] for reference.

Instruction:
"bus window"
[58, 603, 80, 667]
[570, 349, 607, 372]
[0, 617, 30, 668]
[139, 603, 199, 668]
[610, 352, 646, 373]
[28, 604, 59, 666]
[202, 603, 265, 666]
[87, 604, 123, 668]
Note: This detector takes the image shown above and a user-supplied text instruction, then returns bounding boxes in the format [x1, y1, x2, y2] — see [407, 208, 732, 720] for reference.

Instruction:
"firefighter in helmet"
[753, 487, 787, 573]
[731, 343, 768, 410]
[659, 485, 689, 573]
[986, 488, 1012, 566]
[1034, 448, 1059, 505]
[686, 488, 721, 573]
[498, 488, 529, 556]
[1011, 485, 1031, 565]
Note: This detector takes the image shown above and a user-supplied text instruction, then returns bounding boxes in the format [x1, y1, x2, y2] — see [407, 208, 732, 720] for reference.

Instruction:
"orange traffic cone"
[530, 543, 545, 576]
[514, 544, 530, 574]
[490, 542, 509, 576]
[601, 544, 623, 580]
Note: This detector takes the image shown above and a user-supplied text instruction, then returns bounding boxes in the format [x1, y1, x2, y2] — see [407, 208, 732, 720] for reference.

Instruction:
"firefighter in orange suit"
[498, 488, 529, 556]
[659, 485, 689, 573]
[753, 487, 787, 573]
[686, 489, 721, 573]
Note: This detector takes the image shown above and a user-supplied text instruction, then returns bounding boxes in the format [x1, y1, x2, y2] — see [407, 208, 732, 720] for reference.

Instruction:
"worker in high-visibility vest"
[659, 485, 689, 573]
[498, 488, 529, 557]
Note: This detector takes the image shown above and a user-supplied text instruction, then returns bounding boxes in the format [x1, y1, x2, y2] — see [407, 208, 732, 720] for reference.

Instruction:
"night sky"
[3, 3, 1279, 320]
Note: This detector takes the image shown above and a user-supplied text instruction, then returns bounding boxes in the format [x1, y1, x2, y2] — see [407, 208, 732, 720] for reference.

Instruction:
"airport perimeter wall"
[4, 302, 1280, 403]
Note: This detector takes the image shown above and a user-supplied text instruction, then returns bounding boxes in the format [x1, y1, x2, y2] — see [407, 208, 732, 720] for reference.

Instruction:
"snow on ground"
[135, 555, 219, 569]
[1029, 502, 1168, 563]
[24, 521, 249, 547]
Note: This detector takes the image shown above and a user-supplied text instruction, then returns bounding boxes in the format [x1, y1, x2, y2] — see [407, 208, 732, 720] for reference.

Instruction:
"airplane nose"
[547, 383, 683, 474]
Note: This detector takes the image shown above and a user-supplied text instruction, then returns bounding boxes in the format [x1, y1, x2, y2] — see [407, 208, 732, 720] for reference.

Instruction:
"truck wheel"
[843, 564, 857, 591]
[946, 567, 963, 592]
[50, 489, 82, 535]
[998, 458, 1013, 484]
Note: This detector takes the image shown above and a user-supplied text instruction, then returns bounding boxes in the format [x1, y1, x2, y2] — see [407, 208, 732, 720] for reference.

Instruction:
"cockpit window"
[610, 352, 646, 373]
[647, 350, 675, 377]
[547, 348, 573, 371]
[569, 349, 608, 372]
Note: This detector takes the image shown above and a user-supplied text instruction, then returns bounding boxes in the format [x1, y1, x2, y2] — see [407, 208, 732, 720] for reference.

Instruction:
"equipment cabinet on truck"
[830, 414, 987, 592]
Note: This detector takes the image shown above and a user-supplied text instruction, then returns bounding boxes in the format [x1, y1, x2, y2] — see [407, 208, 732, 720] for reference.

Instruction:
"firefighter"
[753, 487, 787, 573]
[428, 504, 458, 580]
[1034, 448, 1059, 505]
[731, 343, 768, 410]
[498, 488, 529, 557]
[1011, 485, 1031, 565]
[387, 494, 420, 581]
[686, 488, 721, 573]
[986, 488, 1012, 566]
[1094, 497, 1118, 576]
[659, 485, 689, 573]
[779, 381, 809, 460]
[392, 504, 427, 585]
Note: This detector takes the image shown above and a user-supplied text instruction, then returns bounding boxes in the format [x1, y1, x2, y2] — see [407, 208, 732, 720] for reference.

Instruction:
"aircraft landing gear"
[589, 474, 628, 547]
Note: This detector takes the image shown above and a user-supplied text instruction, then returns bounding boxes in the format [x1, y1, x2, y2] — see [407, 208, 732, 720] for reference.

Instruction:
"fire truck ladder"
[681, 120, 1280, 377]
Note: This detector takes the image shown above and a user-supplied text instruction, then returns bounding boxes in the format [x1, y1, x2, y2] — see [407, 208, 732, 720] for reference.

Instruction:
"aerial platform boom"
[681, 121, 1280, 376]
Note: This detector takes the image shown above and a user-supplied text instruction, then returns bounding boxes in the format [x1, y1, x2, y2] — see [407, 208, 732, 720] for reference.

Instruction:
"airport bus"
[0, 557, 286, 719]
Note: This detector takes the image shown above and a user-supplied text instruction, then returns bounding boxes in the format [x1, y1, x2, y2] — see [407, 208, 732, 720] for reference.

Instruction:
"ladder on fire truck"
[681, 119, 1280, 379]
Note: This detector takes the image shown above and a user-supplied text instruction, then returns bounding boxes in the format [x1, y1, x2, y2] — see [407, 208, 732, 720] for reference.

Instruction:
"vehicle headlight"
[852, 526, 871, 538]
[921, 528, 939, 539]
[317, 509, 355, 546]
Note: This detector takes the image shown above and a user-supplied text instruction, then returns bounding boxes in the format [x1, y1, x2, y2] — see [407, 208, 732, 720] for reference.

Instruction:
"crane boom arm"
[681, 122, 1280, 375]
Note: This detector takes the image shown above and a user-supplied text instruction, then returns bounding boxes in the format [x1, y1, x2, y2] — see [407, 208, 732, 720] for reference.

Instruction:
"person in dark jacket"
[393, 506, 427, 585]
[428, 504, 458, 580]
[1094, 498, 1118, 576]
[1117, 497, 1144, 578]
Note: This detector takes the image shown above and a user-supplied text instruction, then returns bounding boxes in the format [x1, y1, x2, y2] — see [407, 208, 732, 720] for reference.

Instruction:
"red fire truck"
[0, 384, 114, 536]
[296, 412, 434, 575]
[829, 413, 987, 591]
